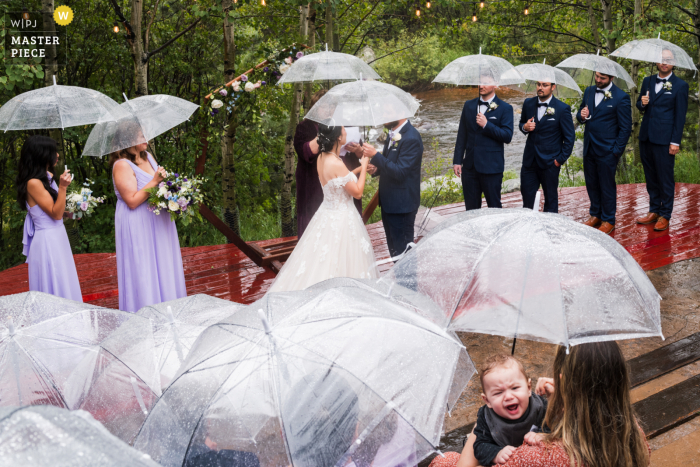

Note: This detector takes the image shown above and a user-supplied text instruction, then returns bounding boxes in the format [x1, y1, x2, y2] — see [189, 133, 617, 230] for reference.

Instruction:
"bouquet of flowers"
[145, 171, 205, 225]
[65, 179, 105, 219]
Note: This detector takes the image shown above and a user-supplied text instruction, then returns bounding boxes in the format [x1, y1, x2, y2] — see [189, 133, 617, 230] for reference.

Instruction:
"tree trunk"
[221, 0, 240, 236]
[325, 0, 333, 50]
[42, 0, 64, 159]
[303, 4, 315, 109]
[630, 0, 642, 166]
[280, 83, 303, 237]
[585, 0, 601, 50]
[601, 0, 616, 54]
[130, 0, 148, 96]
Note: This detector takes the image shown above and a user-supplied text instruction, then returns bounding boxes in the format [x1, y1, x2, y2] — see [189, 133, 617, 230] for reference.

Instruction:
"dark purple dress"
[294, 119, 362, 238]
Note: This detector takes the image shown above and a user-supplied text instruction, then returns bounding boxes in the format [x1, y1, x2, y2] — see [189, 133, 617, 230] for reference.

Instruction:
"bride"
[269, 123, 379, 292]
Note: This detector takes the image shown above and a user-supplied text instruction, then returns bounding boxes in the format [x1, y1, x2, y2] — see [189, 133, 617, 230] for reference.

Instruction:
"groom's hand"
[367, 164, 377, 175]
[362, 143, 378, 158]
[453, 164, 462, 176]
[476, 112, 487, 128]
[345, 142, 363, 157]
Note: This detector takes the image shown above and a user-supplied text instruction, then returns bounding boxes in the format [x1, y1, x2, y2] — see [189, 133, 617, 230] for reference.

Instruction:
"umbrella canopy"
[276, 48, 381, 84]
[556, 52, 636, 90]
[0, 406, 159, 466]
[0, 292, 160, 443]
[305, 79, 420, 127]
[610, 35, 697, 70]
[510, 61, 582, 98]
[0, 77, 129, 132]
[82, 94, 199, 157]
[137, 294, 245, 390]
[133, 283, 475, 467]
[377, 209, 663, 349]
[432, 48, 525, 86]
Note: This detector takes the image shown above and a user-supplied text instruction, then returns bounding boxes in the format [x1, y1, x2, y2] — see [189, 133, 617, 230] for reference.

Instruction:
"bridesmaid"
[16, 136, 82, 301]
[111, 140, 187, 312]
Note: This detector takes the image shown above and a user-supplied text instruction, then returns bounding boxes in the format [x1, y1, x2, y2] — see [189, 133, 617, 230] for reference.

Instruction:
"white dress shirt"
[655, 72, 673, 94]
[537, 95, 553, 121]
[388, 120, 408, 142]
[478, 95, 495, 115]
[594, 81, 613, 107]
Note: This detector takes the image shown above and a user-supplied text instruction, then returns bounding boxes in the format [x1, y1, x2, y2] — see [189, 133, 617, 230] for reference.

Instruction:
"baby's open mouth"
[505, 403, 519, 414]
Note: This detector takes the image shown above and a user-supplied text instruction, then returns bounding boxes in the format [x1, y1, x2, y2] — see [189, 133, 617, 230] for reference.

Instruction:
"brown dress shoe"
[598, 222, 615, 235]
[636, 212, 659, 225]
[583, 216, 602, 227]
[654, 217, 669, 231]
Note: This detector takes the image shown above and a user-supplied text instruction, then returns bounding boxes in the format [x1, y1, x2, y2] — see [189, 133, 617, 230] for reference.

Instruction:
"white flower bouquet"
[145, 171, 205, 225]
[65, 179, 105, 219]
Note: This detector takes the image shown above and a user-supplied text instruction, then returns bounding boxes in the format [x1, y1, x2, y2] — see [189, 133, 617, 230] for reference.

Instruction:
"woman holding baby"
[431, 341, 650, 467]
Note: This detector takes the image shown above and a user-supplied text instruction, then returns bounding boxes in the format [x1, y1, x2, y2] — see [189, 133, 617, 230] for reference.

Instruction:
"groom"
[363, 119, 424, 258]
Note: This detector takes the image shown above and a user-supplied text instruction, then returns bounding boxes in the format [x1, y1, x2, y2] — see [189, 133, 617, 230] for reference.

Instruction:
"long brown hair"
[108, 118, 149, 169]
[109, 146, 148, 170]
[544, 342, 649, 467]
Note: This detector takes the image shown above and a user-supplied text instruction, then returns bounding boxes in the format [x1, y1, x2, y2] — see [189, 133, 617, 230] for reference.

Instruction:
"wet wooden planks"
[634, 374, 700, 438]
[628, 332, 700, 388]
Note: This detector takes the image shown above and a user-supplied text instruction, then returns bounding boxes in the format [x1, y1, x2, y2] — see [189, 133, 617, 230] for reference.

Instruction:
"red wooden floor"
[1, 183, 699, 309]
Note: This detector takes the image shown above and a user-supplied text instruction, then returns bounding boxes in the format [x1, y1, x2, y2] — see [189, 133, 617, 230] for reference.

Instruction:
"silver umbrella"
[82, 94, 199, 157]
[277, 45, 381, 84]
[556, 51, 636, 90]
[510, 60, 582, 98]
[136, 294, 245, 391]
[432, 47, 525, 86]
[0, 76, 129, 132]
[134, 282, 475, 467]
[0, 406, 159, 466]
[0, 291, 161, 443]
[377, 209, 663, 350]
[610, 34, 697, 71]
[305, 78, 420, 127]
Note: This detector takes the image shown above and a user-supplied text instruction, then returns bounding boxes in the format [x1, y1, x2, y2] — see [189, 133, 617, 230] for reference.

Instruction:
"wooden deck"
[2, 183, 700, 308]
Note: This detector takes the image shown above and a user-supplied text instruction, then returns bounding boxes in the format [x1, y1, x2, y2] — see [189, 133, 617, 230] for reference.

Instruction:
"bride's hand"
[360, 155, 370, 167]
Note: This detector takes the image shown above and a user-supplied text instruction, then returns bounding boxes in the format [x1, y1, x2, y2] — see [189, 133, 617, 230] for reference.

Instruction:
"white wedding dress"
[269, 172, 379, 292]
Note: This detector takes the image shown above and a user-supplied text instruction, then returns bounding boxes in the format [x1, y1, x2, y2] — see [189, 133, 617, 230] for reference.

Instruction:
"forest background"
[1, 0, 699, 271]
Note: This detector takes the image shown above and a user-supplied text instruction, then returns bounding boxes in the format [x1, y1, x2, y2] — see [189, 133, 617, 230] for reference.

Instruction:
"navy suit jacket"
[372, 120, 423, 214]
[637, 73, 689, 146]
[576, 83, 632, 157]
[453, 95, 514, 174]
[519, 96, 576, 168]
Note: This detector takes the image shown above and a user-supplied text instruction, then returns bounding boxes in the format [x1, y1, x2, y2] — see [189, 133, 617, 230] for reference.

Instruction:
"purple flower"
[296, 51, 304, 59]
[212, 108, 219, 115]
[264, 66, 269, 72]
[167, 181, 173, 186]
[80, 202, 88, 211]
[210, 111, 216, 116]
[184, 178, 188, 182]
[219, 89, 228, 97]
[241, 74, 248, 82]
[174, 173, 180, 178]
[177, 198, 189, 210]
[262, 81, 267, 85]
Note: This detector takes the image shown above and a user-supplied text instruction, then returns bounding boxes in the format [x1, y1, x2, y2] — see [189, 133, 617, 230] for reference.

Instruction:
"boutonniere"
[662, 81, 672, 92]
[545, 107, 555, 116]
[603, 91, 612, 101]
[391, 132, 402, 147]
[487, 102, 499, 112]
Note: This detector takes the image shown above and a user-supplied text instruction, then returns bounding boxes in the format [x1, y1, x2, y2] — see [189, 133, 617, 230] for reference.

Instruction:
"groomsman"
[577, 72, 632, 235]
[453, 78, 514, 210]
[519, 81, 576, 213]
[635, 49, 689, 231]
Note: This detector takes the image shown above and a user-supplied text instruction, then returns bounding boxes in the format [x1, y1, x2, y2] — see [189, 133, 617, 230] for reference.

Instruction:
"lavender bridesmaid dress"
[113, 154, 187, 312]
[22, 175, 82, 301]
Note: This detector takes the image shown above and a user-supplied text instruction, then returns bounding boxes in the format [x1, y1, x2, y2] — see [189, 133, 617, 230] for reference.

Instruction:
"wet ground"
[443, 258, 700, 435]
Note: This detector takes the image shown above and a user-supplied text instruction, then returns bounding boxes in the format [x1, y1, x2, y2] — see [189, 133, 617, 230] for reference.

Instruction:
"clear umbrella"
[556, 51, 636, 90]
[0, 406, 159, 466]
[0, 292, 161, 443]
[277, 45, 381, 84]
[610, 34, 697, 71]
[137, 294, 245, 390]
[0, 76, 129, 132]
[377, 209, 663, 349]
[432, 48, 525, 86]
[305, 78, 420, 127]
[82, 94, 199, 157]
[133, 283, 475, 467]
[510, 60, 582, 98]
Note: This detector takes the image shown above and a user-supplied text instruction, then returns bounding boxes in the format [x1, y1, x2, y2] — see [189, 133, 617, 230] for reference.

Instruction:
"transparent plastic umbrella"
[610, 34, 697, 71]
[82, 94, 199, 157]
[0, 406, 159, 466]
[556, 51, 636, 90]
[0, 292, 161, 443]
[133, 282, 475, 467]
[305, 79, 420, 127]
[377, 209, 663, 349]
[277, 46, 381, 84]
[0, 76, 129, 132]
[432, 48, 525, 86]
[509, 60, 582, 98]
[136, 294, 245, 390]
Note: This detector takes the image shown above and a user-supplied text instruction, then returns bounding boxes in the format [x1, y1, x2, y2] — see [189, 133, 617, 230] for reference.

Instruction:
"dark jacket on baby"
[473, 393, 548, 466]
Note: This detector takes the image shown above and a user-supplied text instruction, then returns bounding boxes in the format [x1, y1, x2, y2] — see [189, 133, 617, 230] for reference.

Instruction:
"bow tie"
[479, 100, 491, 106]
[537, 102, 549, 107]
[656, 77, 668, 84]
[595, 89, 606, 93]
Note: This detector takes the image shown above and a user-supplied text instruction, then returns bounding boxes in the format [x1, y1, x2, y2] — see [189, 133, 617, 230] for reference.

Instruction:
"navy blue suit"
[372, 120, 423, 257]
[637, 73, 689, 220]
[576, 84, 632, 224]
[519, 96, 576, 213]
[453, 95, 514, 210]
